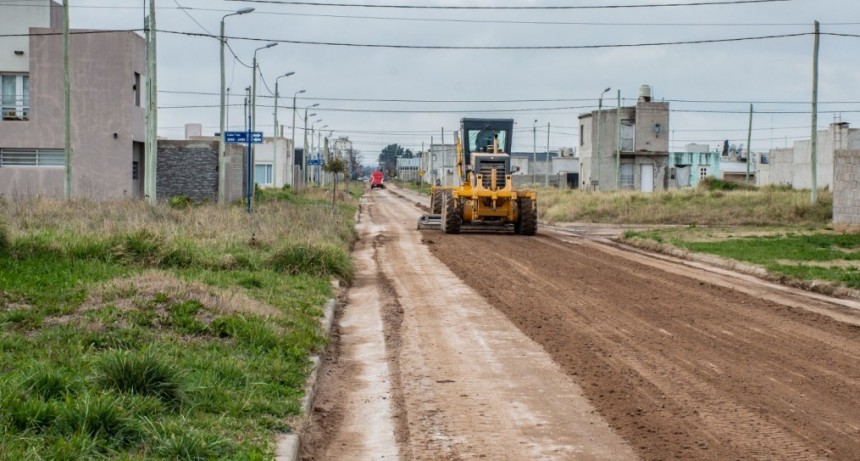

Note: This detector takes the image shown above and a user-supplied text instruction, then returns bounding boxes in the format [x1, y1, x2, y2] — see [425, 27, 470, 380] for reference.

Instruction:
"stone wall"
[833, 149, 860, 225]
[157, 140, 246, 203]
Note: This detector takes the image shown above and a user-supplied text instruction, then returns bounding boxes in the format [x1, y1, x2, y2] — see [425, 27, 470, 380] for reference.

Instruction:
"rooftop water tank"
[639, 85, 652, 102]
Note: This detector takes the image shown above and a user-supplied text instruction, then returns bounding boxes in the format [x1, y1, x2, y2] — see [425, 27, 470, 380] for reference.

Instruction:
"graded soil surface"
[302, 187, 860, 461]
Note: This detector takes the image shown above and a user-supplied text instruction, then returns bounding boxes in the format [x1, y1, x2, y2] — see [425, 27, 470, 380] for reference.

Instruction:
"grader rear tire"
[441, 190, 462, 234]
[516, 197, 537, 236]
[431, 189, 443, 214]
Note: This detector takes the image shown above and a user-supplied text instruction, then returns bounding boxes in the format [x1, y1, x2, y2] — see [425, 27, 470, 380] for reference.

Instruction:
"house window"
[132, 161, 139, 180]
[0, 148, 64, 167]
[620, 163, 634, 189]
[1, 74, 29, 120]
[699, 166, 710, 179]
[254, 163, 273, 185]
[134, 72, 141, 107]
[620, 121, 635, 152]
[579, 124, 584, 146]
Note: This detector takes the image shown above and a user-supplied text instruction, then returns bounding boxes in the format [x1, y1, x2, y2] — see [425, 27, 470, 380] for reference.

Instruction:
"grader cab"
[417, 118, 537, 235]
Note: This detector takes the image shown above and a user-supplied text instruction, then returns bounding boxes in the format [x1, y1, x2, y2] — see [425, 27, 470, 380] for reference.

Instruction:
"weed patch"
[0, 189, 355, 458]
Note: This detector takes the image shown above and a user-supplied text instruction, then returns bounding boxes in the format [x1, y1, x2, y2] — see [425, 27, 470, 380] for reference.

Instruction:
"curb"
[275, 286, 338, 461]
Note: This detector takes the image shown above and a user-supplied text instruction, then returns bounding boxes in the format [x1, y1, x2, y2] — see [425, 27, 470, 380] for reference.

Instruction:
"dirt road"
[302, 188, 860, 461]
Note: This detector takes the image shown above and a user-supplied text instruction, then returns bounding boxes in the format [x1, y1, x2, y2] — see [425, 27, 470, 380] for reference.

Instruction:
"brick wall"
[833, 149, 860, 225]
[157, 140, 247, 203]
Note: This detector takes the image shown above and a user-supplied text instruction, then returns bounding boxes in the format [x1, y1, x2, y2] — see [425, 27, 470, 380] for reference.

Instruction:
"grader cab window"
[468, 129, 508, 153]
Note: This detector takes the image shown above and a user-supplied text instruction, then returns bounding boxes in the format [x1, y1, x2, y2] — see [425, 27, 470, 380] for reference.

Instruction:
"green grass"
[625, 228, 860, 288]
[0, 189, 357, 459]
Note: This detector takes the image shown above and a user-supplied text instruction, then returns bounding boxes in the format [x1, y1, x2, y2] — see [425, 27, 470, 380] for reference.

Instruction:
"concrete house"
[758, 122, 860, 189]
[0, 0, 147, 200]
[578, 85, 670, 192]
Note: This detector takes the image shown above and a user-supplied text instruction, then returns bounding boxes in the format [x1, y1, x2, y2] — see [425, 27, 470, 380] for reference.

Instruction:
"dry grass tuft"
[0, 196, 353, 251]
[539, 187, 832, 226]
[82, 271, 282, 319]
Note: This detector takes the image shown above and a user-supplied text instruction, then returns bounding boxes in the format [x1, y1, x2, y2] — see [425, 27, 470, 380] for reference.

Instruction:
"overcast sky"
[46, 0, 860, 163]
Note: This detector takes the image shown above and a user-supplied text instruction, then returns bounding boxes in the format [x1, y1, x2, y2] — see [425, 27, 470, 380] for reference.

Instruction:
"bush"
[97, 350, 183, 405]
[698, 177, 756, 191]
[267, 243, 354, 281]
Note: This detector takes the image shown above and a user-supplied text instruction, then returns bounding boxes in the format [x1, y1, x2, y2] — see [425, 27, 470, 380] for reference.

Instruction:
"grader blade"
[417, 214, 442, 230]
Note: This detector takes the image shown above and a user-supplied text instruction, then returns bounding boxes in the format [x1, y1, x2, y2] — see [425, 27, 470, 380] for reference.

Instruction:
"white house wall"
[0, 1, 57, 73]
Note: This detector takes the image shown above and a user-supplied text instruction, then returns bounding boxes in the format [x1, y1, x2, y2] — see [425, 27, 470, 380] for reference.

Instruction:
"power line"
[157, 89, 860, 106]
[171, 0, 213, 36]
[225, 0, 790, 10]
[161, 29, 812, 50]
[158, 101, 860, 116]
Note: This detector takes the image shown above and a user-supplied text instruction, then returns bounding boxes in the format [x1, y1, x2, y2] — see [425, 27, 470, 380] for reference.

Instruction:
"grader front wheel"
[441, 190, 462, 234]
[516, 197, 537, 235]
[431, 189, 443, 214]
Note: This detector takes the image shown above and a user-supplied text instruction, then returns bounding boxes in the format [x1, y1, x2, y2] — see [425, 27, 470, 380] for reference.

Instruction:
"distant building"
[578, 85, 669, 192]
[0, 0, 147, 200]
[396, 157, 421, 182]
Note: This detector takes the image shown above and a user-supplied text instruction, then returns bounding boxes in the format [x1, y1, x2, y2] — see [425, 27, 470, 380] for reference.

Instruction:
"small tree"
[323, 157, 348, 208]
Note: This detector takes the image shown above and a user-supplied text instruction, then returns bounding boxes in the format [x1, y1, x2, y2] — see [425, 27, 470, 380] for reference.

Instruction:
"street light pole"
[219, 7, 254, 203]
[291, 89, 305, 187]
[250, 42, 277, 187]
[311, 119, 323, 185]
[273, 71, 295, 188]
[302, 105, 318, 188]
[594, 87, 611, 191]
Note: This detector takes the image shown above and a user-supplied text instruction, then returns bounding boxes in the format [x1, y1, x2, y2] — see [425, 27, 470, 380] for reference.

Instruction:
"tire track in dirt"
[427, 232, 860, 461]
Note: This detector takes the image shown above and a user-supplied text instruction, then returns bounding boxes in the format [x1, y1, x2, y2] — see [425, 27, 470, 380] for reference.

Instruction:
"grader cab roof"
[460, 118, 514, 167]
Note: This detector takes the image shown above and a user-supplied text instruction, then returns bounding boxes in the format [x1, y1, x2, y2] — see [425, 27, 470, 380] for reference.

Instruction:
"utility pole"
[441, 127, 446, 186]
[291, 89, 305, 187]
[545, 122, 550, 187]
[532, 120, 537, 185]
[145, 0, 158, 205]
[810, 20, 820, 204]
[746, 104, 753, 184]
[430, 135, 435, 186]
[63, 0, 71, 199]
[595, 87, 610, 191]
[616, 90, 621, 190]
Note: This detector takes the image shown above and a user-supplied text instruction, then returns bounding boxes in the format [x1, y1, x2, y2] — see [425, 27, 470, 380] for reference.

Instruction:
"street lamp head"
[308, 113, 317, 117]
[310, 103, 320, 108]
[602, 87, 611, 94]
[265, 42, 278, 49]
[282, 71, 295, 78]
[237, 7, 254, 14]
[297, 89, 306, 95]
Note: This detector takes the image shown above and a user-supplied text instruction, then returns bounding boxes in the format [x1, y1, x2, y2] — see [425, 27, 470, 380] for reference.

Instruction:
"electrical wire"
[160, 29, 813, 50]
[225, 0, 790, 10]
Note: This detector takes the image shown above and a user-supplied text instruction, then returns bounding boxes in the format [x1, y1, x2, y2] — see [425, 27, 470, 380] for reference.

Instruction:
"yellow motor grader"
[417, 118, 537, 235]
